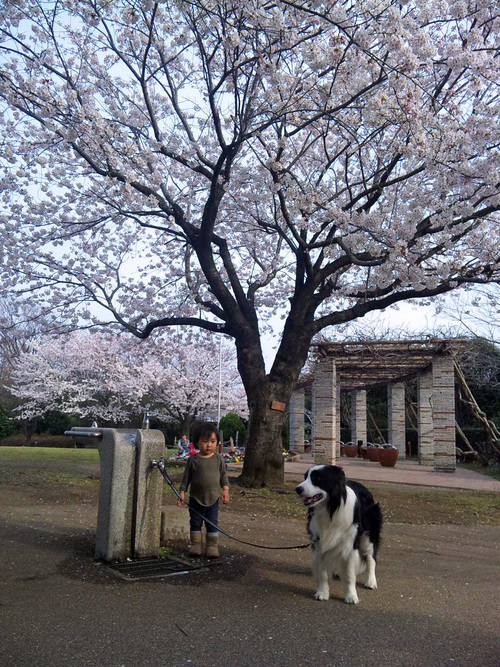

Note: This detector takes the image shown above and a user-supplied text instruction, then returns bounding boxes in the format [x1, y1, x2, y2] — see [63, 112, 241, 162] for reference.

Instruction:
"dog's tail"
[363, 502, 383, 556]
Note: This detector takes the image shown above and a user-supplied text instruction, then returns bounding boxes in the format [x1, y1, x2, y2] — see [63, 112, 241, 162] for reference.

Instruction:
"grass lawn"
[0, 445, 179, 465]
[0, 447, 498, 526]
[0, 445, 100, 464]
[460, 461, 500, 480]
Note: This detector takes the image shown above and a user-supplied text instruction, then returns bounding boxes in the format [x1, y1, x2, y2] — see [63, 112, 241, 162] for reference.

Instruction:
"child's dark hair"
[190, 422, 220, 446]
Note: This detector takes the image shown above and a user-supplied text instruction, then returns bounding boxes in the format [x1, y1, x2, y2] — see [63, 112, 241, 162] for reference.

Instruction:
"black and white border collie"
[296, 465, 382, 604]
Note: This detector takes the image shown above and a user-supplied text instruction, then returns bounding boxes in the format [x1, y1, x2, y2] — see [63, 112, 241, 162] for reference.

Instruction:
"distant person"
[178, 433, 190, 454]
[177, 423, 230, 558]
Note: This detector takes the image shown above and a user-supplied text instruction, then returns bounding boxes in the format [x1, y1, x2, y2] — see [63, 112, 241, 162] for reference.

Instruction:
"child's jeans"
[188, 497, 219, 534]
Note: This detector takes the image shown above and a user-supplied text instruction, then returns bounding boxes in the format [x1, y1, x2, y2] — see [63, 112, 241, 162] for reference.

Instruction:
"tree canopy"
[1, 0, 499, 484]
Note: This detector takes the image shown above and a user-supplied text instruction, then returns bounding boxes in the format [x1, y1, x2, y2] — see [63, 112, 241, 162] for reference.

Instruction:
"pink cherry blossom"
[8, 330, 247, 426]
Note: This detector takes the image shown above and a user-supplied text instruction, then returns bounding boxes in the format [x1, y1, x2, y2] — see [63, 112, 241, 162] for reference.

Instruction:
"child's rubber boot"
[206, 533, 219, 558]
[188, 532, 202, 556]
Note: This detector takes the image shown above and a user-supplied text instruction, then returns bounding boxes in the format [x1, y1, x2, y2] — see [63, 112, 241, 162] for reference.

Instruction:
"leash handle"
[151, 459, 311, 551]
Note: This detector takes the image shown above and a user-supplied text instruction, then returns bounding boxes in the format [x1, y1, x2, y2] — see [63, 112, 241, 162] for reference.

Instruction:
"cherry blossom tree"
[440, 286, 499, 345]
[129, 329, 247, 430]
[8, 332, 146, 423]
[140, 334, 247, 432]
[0, 1, 499, 485]
[8, 330, 246, 427]
[0, 297, 55, 441]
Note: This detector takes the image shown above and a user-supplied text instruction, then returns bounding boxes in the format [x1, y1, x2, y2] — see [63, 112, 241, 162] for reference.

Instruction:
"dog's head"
[295, 465, 347, 515]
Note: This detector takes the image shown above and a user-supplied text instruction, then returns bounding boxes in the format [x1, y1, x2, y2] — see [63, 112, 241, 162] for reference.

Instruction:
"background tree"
[440, 287, 500, 346]
[0, 1, 499, 485]
[8, 332, 145, 424]
[454, 338, 500, 460]
[0, 298, 53, 442]
[7, 329, 246, 430]
[139, 332, 247, 433]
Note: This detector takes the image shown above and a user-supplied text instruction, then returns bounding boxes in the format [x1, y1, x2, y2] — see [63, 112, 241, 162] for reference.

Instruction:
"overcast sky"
[261, 288, 499, 370]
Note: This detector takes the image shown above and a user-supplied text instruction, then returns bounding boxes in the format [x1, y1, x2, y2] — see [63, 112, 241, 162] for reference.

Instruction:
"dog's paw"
[364, 579, 377, 590]
[314, 590, 330, 601]
[344, 592, 359, 605]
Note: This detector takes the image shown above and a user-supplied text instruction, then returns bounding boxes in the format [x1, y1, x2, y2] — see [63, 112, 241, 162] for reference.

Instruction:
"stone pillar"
[432, 355, 456, 472]
[336, 384, 342, 459]
[68, 427, 165, 562]
[289, 388, 305, 453]
[94, 428, 137, 562]
[418, 371, 434, 466]
[351, 390, 367, 446]
[313, 357, 337, 464]
[388, 382, 406, 458]
[133, 429, 166, 558]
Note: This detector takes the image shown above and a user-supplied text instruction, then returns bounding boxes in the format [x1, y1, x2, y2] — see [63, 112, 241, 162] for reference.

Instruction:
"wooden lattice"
[309, 338, 467, 390]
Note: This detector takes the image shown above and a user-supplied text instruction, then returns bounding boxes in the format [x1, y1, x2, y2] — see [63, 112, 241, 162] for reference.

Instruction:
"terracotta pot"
[344, 444, 358, 458]
[379, 447, 399, 467]
[366, 446, 380, 462]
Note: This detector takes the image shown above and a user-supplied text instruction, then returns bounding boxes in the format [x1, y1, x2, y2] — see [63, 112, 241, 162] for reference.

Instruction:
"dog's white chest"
[309, 496, 358, 558]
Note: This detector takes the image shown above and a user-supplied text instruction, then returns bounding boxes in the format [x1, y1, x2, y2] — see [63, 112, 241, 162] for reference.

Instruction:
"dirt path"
[1, 460, 499, 667]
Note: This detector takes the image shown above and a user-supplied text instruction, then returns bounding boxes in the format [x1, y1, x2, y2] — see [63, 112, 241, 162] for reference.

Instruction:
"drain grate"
[106, 556, 209, 581]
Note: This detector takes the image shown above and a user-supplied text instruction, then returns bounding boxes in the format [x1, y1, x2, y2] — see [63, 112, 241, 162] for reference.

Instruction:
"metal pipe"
[217, 333, 222, 426]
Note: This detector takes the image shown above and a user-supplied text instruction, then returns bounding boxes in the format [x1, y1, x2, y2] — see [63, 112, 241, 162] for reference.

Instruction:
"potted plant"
[366, 444, 380, 462]
[379, 444, 399, 467]
[344, 442, 358, 458]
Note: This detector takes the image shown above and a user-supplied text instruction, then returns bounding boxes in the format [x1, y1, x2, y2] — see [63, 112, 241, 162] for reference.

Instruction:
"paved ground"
[1, 457, 499, 667]
[229, 454, 500, 492]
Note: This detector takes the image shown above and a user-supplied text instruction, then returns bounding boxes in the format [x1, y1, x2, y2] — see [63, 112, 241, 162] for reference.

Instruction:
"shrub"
[0, 411, 15, 440]
[219, 412, 247, 445]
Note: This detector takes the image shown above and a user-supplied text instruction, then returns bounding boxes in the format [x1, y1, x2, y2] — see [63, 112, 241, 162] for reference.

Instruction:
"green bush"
[0, 411, 15, 440]
[219, 412, 247, 445]
[0, 433, 75, 448]
[36, 411, 73, 435]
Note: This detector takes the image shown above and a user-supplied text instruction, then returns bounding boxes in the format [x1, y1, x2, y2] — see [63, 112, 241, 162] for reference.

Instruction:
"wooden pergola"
[290, 338, 465, 472]
[314, 338, 466, 390]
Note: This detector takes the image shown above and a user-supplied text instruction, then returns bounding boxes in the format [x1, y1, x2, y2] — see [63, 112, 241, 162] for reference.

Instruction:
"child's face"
[197, 432, 218, 456]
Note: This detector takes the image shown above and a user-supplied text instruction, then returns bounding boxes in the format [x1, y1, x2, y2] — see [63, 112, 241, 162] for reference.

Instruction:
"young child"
[178, 423, 230, 558]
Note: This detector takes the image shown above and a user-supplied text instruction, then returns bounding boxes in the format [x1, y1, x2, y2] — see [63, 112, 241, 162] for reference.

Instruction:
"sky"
[261, 288, 499, 371]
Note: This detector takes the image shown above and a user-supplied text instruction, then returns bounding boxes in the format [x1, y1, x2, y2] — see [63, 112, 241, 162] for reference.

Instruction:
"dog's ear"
[325, 465, 346, 488]
[325, 466, 347, 518]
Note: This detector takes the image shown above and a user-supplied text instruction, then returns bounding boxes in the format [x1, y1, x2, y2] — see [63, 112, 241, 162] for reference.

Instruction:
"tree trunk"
[455, 421, 488, 465]
[239, 382, 290, 487]
[231, 289, 315, 487]
[21, 418, 37, 446]
[237, 324, 313, 487]
[367, 406, 384, 443]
